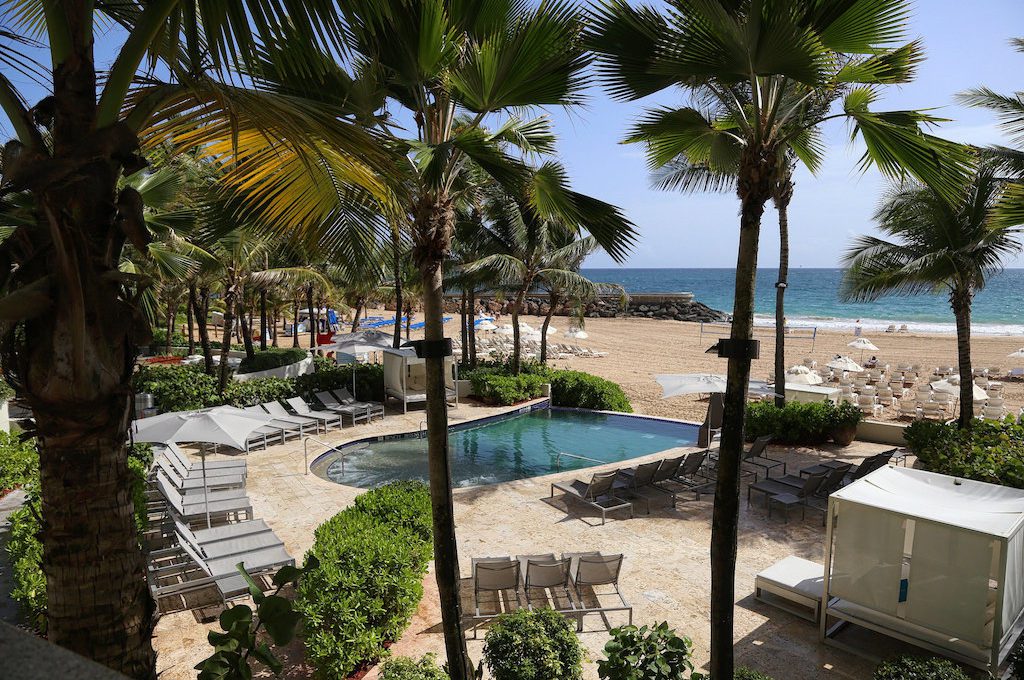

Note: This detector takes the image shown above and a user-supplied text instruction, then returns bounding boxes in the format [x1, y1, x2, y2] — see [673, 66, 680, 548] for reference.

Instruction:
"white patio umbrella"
[477, 320, 497, 331]
[931, 379, 987, 401]
[655, 373, 727, 397]
[847, 337, 879, 361]
[827, 356, 863, 373]
[564, 328, 588, 340]
[785, 365, 823, 385]
[132, 406, 274, 526]
[320, 329, 392, 356]
[1008, 348, 1024, 359]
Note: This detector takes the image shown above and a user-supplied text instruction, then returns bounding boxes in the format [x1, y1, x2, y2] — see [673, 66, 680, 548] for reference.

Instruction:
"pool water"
[312, 408, 698, 488]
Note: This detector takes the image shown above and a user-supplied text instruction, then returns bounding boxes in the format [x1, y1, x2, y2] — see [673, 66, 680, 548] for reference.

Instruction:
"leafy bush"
[296, 482, 432, 678]
[294, 361, 385, 402]
[0, 431, 37, 492]
[873, 655, 970, 679]
[133, 364, 218, 411]
[483, 608, 583, 680]
[380, 654, 450, 680]
[598, 622, 694, 680]
[1009, 643, 1024, 679]
[219, 377, 295, 407]
[550, 371, 632, 412]
[745, 400, 858, 444]
[0, 379, 14, 401]
[237, 347, 309, 374]
[6, 441, 151, 633]
[152, 327, 187, 348]
[471, 372, 548, 405]
[733, 669, 775, 680]
[905, 416, 1024, 488]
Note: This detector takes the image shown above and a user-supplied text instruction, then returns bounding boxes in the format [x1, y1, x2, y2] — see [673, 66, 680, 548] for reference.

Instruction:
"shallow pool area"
[310, 407, 699, 488]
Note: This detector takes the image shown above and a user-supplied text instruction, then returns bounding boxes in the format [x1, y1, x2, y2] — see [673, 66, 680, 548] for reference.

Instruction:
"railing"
[553, 451, 605, 471]
[302, 435, 345, 476]
[418, 420, 426, 438]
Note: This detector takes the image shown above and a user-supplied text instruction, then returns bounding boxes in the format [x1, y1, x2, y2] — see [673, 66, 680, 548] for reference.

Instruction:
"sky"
[2, 2, 1021, 270]
[557, 1, 1024, 268]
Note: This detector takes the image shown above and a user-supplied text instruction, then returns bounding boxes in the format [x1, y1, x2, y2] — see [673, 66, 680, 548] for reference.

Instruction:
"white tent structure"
[820, 466, 1024, 672]
[383, 347, 458, 413]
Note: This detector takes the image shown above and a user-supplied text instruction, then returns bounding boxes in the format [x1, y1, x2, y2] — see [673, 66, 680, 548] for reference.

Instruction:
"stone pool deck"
[152, 400, 900, 680]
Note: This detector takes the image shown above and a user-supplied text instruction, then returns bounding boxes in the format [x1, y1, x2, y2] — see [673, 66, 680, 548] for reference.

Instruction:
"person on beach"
[854, 319, 863, 337]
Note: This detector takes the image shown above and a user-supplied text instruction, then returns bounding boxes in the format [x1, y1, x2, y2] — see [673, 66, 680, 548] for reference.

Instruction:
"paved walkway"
[0, 489, 27, 626]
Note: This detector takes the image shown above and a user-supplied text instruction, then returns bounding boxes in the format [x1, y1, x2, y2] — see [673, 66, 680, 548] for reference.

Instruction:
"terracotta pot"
[831, 424, 857, 447]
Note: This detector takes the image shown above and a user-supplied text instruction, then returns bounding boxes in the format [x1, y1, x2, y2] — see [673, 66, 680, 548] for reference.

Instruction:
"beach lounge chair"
[242, 405, 305, 440]
[747, 471, 826, 511]
[161, 443, 247, 475]
[564, 552, 631, 631]
[755, 555, 825, 623]
[613, 460, 663, 512]
[550, 470, 633, 525]
[740, 435, 785, 480]
[898, 401, 919, 420]
[313, 390, 371, 425]
[261, 400, 322, 435]
[168, 514, 282, 558]
[156, 448, 246, 483]
[884, 324, 896, 333]
[155, 471, 252, 524]
[467, 557, 522, 635]
[519, 554, 575, 613]
[920, 401, 946, 420]
[284, 396, 344, 430]
[154, 458, 245, 494]
[333, 388, 385, 421]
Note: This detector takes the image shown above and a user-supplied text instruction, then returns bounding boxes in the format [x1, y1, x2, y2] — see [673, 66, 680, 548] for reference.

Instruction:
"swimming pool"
[310, 407, 699, 488]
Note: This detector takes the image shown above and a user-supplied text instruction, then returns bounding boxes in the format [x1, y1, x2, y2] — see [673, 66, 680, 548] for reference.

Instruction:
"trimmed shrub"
[550, 371, 632, 412]
[873, 655, 970, 680]
[237, 347, 308, 374]
[296, 482, 432, 678]
[483, 608, 583, 680]
[151, 328, 187, 349]
[0, 431, 37, 492]
[598, 622, 694, 680]
[471, 372, 548, 405]
[744, 400, 854, 444]
[380, 654, 450, 680]
[133, 364, 218, 411]
[905, 416, 1024, 488]
[219, 377, 295, 407]
[294, 361, 385, 403]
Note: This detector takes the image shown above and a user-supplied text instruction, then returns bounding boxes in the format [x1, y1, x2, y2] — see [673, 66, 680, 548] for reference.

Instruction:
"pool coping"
[308, 400, 703, 485]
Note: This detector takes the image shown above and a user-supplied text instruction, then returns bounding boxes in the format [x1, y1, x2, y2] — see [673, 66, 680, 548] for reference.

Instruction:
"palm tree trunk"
[163, 300, 177, 355]
[460, 289, 469, 365]
[468, 287, 477, 368]
[773, 176, 793, 407]
[952, 287, 974, 427]
[405, 302, 413, 341]
[272, 309, 279, 347]
[193, 287, 214, 375]
[351, 299, 364, 332]
[413, 199, 474, 680]
[392, 228, 405, 349]
[187, 285, 196, 355]
[510, 287, 529, 374]
[218, 288, 237, 392]
[710, 175, 770, 680]
[240, 306, 256, 360]
[259, 289, 268, 351]
[540, 292, 559, 364]
[306, 284, 316, 350]
[292, 300, 300, 348]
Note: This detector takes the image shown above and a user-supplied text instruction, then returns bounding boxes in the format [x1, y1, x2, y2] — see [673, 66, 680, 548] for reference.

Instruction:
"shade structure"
[655, 373, 727, 398]
[495, 324, 515, 336]
[1009, 348, 1024, 359]
[931, 379, 987, 401]
[847, 337, 879, 351]
[132, 406, 272, 526]
[319, 329, 392, 355]
[827, 356, 863, 372]
[786, 365, 824, 385]
[564, 328, 588, 340]
[477, 320, 497, 331]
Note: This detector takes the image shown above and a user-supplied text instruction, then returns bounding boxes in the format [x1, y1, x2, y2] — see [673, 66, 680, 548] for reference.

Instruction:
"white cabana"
[382, 347, 458, 414]
[820, 466, 1024, 672]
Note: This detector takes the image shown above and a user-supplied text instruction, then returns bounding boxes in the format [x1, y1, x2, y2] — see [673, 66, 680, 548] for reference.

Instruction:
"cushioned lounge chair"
[154, 458, 245, 494]
[242, 405, 304, 440]
[261, 400, 322, 435]
[285, 396, 343, 430]
[313, 390, 370, 425]
[155, 472, 252, 524]
[157, 449, 245, 483]
[162, 443, 247, 475]
[333, 388, 385, 421]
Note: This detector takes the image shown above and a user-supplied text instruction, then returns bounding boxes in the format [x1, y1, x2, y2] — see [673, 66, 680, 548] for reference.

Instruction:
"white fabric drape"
[831, 501, 905, 615]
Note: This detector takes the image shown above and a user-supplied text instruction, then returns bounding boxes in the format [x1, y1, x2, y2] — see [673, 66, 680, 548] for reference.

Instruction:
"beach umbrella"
[320, 329, 391, 356]
[655, 373, 727, 397]
[477, 320, 497, 331]
[827, 356, 863, 372]
[847, 337, 879, 362]
[132, 406, 274, 526]
[564, 328, 589, 340]
[785, 365, 823, 385]
[1009, 348, 1024, 359]
[546, 326, 557, 335]
[931, 379, 987, 401]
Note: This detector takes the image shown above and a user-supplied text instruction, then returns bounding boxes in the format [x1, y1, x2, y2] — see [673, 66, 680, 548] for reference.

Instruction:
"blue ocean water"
[581, 268, 1024, 336]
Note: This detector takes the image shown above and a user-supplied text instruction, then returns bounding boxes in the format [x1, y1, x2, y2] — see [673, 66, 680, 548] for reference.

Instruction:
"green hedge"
[133, 364, 219, 411]
[745, 400, 861, 444]
[0, 431, 37, 492]
[904, 416, 1024, 488]
[296, 481, 432, 678]
[237, 347, 309, 374]
[219, 377, 295, 407]
[873, 655, 970, 679]
[294, 361, 385, 403]
[6, 442, 151, 633]
[550, 371, 632, 413]
[470, 373, 548, 405]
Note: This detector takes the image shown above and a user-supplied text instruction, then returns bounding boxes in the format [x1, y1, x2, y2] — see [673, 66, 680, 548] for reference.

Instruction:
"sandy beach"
[349, 307, 1024, 422]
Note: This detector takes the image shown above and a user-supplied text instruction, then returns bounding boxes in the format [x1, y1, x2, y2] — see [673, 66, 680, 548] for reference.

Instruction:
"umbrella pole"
[200, 443, 211, 528]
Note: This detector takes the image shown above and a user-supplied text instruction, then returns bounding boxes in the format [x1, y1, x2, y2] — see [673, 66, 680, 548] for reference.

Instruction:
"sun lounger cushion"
[755, 555, 825, 623]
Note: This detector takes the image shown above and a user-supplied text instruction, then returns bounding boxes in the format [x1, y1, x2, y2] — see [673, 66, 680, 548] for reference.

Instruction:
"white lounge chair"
[154, 458, 245, 494]
[161, 443, 246, 475]
[155, 471, 251, 524]
[285, 396, 343, 430]
[261, 400, 322, 435]
[754, 555, 824, 623]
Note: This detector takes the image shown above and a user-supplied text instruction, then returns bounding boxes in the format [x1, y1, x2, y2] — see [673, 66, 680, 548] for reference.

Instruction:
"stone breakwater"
[444, 293, 728, 323]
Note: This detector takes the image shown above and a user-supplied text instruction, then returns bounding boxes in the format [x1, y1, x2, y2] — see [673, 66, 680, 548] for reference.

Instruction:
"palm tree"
[588, 2, 971, 675]
[842, 164, 1022, 426]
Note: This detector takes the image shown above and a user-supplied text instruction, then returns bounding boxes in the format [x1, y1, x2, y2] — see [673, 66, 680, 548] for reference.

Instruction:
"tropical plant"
[873, 655, 970, 680]
[842, 163, 1022, 426]
[482, 608, 584, 680]
[380, 654, 451, 680]
[0, 3, 388, 671]
[597, 622, 695, 680]
[587, 3, 972, 675]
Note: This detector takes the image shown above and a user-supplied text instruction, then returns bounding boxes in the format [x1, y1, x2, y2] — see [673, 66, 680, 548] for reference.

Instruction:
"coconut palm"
[842, 163, 1022, 426]
[588, 2, 972, 675]
[0, 3, 390, 672]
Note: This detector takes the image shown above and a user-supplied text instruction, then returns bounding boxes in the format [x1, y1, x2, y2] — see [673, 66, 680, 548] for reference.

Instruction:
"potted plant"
[830, 401, 862, 447]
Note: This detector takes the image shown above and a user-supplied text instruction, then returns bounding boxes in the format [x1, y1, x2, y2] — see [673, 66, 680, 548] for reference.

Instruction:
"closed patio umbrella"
[132, 406, 273, 526]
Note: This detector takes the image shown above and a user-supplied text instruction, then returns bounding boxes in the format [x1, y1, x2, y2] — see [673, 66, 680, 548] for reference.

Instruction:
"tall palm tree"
[842, 164, 1022, 426]
[588, 2, 971, 675]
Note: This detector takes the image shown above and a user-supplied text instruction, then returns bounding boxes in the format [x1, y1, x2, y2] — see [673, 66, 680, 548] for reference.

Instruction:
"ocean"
[580, 268, 1024, 336]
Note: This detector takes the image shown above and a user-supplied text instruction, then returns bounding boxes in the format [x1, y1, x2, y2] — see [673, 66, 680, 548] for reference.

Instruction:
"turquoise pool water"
[312, 408, 699, 488]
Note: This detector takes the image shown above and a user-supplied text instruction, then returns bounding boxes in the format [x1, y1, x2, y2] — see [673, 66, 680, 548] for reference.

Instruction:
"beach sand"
[354, 308, 1024, 422]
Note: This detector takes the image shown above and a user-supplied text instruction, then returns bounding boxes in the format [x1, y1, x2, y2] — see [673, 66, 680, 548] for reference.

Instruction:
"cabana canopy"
[382, 348, 457, 413]
[821, 466, 1024, 672]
